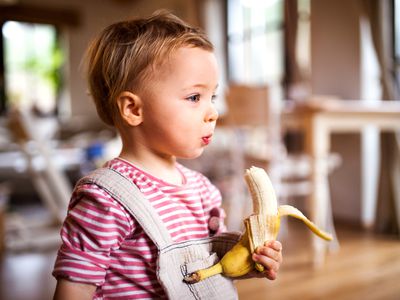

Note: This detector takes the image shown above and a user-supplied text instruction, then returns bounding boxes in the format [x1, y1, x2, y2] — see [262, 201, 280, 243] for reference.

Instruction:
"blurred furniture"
[283, 98, 400, 265]
[4, 109, 74, 251]
[223, 85, 341, 266]
[224, 85, 284, 191]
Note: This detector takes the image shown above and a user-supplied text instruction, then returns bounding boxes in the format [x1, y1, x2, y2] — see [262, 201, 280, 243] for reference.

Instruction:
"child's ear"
[116, 91, 143, 126]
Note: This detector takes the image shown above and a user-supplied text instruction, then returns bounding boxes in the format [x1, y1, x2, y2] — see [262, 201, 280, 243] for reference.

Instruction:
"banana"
[184, 166, 332, 283]
[183, 234, 253, 284]
[243, 166, 280, 272]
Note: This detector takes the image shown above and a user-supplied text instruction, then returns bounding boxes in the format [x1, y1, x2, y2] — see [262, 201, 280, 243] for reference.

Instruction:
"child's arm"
[53, 279, 97, 300]
[252, 240, 283, 280]
[52, 185, 134, 299]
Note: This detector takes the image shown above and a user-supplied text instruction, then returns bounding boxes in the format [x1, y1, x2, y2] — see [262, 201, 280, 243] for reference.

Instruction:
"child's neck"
[119, 150, 183, 186]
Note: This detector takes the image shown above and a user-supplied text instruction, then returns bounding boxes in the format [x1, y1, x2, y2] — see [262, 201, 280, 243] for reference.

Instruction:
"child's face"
[139, 46, 219, 160]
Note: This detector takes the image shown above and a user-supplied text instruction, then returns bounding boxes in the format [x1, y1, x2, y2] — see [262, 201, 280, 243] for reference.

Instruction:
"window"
[394, 0, 400, 61]
[227, 0, 284, 85]
[296, 0, 311, 80]
[2, 21, 64, 115]
[0, 4, 79, 116]
[394, 0, 400, 94]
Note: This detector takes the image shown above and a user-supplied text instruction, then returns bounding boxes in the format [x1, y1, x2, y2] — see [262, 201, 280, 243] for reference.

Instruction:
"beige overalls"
[78, 167, 241, 299]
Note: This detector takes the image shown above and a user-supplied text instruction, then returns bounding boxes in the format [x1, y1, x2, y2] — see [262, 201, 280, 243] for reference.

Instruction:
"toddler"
[52, 10, 282, 299]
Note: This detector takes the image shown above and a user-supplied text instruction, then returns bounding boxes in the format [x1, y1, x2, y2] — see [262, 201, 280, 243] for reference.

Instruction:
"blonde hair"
[85, 10, 214, 126]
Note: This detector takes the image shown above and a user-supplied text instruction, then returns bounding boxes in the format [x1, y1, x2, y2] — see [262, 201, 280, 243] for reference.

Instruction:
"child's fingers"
[252, 240, 283, 280]
[252, 252, 280, 273]
[264, 240, 282, 252]
[255, 245, 282, 264]
[264, 268, 277, 281]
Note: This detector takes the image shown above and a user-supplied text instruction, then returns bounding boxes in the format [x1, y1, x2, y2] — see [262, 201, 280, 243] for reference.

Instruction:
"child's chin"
[179, 150, 205, 160]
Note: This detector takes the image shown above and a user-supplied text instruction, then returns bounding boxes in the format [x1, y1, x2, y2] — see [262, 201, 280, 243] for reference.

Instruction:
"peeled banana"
[184, 166, 332, 283]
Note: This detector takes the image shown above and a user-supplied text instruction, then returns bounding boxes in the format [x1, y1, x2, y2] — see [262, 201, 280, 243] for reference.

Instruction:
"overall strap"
[77, 167, 174, 249]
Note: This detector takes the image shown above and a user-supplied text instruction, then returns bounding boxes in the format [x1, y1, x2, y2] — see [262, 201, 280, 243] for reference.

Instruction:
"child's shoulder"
[102, 157, 130, 171]
[71, 159, 136, 217]
[102, 157, 144, 180]
[72, 157, 132, 200]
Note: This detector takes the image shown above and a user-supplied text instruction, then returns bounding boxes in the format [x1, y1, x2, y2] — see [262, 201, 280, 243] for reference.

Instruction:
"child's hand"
[252, 240, 283, 280]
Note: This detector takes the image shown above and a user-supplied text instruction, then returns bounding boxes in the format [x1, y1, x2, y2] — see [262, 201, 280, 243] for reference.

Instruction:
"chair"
[223, 84, 340, 265]
[4, 108, 72, 251]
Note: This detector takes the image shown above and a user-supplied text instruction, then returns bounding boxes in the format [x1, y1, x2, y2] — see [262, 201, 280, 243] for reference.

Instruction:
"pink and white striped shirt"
[52, 158, 225, 299]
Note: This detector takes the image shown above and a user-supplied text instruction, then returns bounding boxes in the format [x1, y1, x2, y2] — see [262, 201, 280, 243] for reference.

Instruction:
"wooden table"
[282, 99, 400, 266]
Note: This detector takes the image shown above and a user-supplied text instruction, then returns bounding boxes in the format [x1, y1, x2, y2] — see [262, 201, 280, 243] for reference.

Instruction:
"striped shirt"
[52, 158, 225, 299]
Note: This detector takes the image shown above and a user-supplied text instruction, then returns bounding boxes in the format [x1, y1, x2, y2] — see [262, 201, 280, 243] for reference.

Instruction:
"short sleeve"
[52, 183, 134, 285]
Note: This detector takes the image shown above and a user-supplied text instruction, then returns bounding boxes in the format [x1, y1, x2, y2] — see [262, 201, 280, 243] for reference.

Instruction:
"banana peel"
[184, 166, 333, 283]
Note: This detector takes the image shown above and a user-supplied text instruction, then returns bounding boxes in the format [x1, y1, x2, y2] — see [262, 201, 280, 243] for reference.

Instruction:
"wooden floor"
[0, 221, 399, 300]
[236, 221, 400, 300]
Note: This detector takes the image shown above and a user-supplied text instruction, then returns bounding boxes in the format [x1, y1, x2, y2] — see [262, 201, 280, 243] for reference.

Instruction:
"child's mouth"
[202, 135, 212, 145]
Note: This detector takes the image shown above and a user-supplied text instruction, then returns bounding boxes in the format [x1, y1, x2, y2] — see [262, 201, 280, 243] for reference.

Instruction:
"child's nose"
[205, 103, 219, 122]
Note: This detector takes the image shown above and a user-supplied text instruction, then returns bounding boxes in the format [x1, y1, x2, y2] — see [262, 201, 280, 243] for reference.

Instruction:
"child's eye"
[186, 94, 200, 103]
[211, 94, 217, 103]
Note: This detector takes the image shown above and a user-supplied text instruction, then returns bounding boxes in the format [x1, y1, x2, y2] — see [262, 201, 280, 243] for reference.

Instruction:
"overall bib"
[78, 167, 241, 299]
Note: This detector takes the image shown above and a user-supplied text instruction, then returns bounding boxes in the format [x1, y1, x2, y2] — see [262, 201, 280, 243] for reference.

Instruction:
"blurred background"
[0, 0, 399, 299]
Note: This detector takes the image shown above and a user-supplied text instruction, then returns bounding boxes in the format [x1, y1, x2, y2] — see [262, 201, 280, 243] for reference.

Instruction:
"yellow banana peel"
[184, 166, 333, 283]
